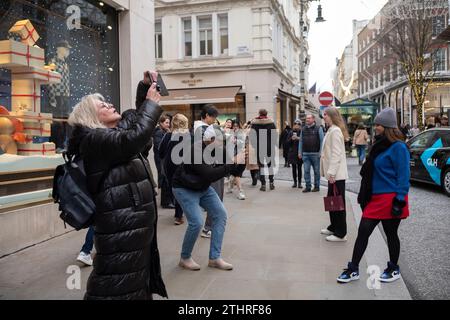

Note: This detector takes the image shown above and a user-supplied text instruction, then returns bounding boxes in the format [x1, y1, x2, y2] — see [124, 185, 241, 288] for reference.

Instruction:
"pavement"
[0, 176, 411, 300]
[269, 157, 450, 300]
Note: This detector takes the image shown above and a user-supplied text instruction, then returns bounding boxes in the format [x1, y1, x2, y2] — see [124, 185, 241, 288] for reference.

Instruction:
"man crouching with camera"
[67, 71, 167, 300]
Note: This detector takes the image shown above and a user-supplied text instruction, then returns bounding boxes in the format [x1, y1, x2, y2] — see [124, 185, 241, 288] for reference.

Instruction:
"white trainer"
[237, 191, 246, 200]
[77, 252, 93, 266]
[321, 229, 334, 236]
[326, 235, 347, 242]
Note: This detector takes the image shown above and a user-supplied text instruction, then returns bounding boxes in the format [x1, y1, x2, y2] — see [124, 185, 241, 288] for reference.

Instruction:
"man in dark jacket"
[67, 77, 167, 300]
[250, 109, 277, 191]
[298, 114, 324, 192]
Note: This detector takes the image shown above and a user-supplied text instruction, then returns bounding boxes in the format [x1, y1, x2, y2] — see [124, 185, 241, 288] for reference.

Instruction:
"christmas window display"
[0, 0, 119, 212]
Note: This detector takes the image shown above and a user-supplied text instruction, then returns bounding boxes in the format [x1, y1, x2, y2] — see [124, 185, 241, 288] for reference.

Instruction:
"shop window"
[155, 20, 162, 59]
[183, 18, 192, 57]
[198, 16, 212, 56]
[218, 14, 228, 55]
[0, 0, 119, 210]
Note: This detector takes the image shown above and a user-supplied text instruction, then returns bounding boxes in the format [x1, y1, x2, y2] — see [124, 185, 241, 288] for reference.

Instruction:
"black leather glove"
[392, 197, 406, 217]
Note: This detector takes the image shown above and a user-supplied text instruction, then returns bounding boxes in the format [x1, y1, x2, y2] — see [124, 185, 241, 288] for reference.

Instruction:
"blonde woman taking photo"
[320, 107, 349, 242]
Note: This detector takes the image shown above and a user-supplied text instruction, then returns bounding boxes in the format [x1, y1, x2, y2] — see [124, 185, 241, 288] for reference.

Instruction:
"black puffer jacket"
[67, 98, 167, 300]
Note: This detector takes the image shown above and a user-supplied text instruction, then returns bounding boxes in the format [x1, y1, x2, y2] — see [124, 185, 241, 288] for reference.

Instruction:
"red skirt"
[363, 193, 409, 220]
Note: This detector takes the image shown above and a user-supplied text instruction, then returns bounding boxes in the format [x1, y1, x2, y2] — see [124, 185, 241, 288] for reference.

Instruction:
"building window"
[432, 16, 446, 38]
[155, 20, 162, 59]
[218, 14, 228, 55]
[434, 47, 447, 71]
[198, 16, 213, 56]
[183, 18, 192, 57]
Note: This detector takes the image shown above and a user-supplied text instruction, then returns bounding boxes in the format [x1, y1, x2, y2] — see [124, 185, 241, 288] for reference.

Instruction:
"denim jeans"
[80, 226, 94, 254]
[173, 186, 227, 260]
[303, 154, 320, 189]
[356, 145, 366, 163]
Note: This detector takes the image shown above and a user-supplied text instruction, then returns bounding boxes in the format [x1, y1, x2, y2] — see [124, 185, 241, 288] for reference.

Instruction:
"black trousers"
[160, 175, 174, 207]
[326, 180, 347, 238]
[291, 162, 303, 184]
[259, 157, 274, 185]
[351, 218, 402, 267]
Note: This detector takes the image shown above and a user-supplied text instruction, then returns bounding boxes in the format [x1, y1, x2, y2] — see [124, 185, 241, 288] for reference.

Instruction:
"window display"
[0, 0, 119, 212]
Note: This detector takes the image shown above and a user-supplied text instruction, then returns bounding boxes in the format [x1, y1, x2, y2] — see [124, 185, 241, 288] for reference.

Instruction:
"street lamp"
[300, 0, 326, 27]
[299, 0, 325, 117]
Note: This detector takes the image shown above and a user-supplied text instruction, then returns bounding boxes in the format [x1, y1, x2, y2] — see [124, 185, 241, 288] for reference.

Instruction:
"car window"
[409, 131, 435, 149]
[438, 131, 450, 147]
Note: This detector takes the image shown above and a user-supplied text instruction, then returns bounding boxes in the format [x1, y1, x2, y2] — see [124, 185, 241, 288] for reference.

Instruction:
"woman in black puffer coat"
[67, 76, 167, 300]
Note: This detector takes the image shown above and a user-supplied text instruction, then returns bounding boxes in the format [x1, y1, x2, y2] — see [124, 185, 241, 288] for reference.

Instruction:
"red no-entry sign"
[319, 91, 334, 106]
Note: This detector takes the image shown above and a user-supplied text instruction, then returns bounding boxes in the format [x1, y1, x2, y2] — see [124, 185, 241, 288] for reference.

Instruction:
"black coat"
[67, 99, 167, 300]
[287, 129, 302, 164]
[250, 117, 277, 165]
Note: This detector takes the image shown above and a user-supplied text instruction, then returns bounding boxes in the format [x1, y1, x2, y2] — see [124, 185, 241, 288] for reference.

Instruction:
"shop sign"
[181, 79, 203, 87]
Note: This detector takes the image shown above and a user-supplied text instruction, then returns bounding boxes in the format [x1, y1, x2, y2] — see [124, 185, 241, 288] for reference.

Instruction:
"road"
[251, 156, 450, 300]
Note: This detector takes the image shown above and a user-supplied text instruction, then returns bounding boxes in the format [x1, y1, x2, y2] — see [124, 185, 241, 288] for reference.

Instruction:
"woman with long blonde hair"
[159, 113, 190, 225]
[320, 107, 349, 242]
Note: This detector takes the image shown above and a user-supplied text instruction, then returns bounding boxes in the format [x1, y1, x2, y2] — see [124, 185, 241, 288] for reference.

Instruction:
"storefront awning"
[160, 86, 241, 106]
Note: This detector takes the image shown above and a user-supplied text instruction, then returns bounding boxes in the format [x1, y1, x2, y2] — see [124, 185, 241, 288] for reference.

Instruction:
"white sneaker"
[321, 229, 334, 236]
[201, 229, 212, 238]
[77, 252, 93, 266]
[326, 235, 347, 242]
[237, 190, 246, 200]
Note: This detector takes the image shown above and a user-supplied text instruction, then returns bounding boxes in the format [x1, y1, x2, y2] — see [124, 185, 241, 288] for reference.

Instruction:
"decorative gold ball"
[0, 117, 14, 135]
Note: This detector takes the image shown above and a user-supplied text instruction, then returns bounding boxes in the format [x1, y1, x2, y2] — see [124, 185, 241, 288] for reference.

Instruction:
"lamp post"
[299, 0, 325, 116]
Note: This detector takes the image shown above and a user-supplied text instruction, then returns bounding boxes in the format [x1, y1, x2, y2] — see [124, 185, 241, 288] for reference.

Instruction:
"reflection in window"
[219, 14, 228, 55]
[183, 18, 192, 57]
[198, 16, 212, 56]
[155, 20, 162, 59]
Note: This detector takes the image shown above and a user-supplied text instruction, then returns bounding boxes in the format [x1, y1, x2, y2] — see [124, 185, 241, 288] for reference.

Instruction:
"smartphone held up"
[145, 71, 169, 96]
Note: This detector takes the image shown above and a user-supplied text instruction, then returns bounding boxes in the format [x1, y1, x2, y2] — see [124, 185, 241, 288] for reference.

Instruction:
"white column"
[118, 0, 155, 111]
[192, 15, 198, 58]
[212, 13, 219, 57]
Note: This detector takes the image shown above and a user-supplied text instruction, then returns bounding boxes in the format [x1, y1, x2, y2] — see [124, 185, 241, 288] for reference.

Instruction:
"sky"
[307, 0, 388, 93]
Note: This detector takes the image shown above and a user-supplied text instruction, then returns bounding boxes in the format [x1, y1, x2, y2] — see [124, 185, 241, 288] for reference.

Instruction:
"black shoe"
[270, 183, 275, 190]
[312, 187, 320, 192]
[302, 188, 311, 193]
[292, 182, 297, 188]
[298, 184, 303, 189]
[252, 178, 258, 186]
[260, 185, 266, 192]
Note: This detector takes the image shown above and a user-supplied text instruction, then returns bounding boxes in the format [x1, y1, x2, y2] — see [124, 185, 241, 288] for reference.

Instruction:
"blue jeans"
[356, 145, 366, 163]
[173, 186, 227, 260]
[80, 226, 94, 254]
[303, 154, 320, 189]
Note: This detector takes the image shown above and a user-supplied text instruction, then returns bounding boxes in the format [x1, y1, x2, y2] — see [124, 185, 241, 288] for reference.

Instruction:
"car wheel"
[443, 168, 450, 197]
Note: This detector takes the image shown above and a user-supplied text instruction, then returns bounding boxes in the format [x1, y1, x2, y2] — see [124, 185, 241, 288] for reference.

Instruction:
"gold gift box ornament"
[8, 19, 40, 46]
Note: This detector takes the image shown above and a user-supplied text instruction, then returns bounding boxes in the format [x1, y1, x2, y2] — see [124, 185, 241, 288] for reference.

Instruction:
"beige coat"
[353, 129, 369, 146]
[320, 125, 349, 181]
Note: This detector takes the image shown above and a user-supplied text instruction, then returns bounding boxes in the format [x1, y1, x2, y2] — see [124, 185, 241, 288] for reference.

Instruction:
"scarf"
[357, 135, 393, 210]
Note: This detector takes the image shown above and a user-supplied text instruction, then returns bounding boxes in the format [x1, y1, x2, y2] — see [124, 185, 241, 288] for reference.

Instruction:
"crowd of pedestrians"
[68, 71, 411, 299]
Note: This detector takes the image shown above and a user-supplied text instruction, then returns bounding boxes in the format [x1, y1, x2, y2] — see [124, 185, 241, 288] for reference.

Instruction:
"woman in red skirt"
[337, 107, 410, 284]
